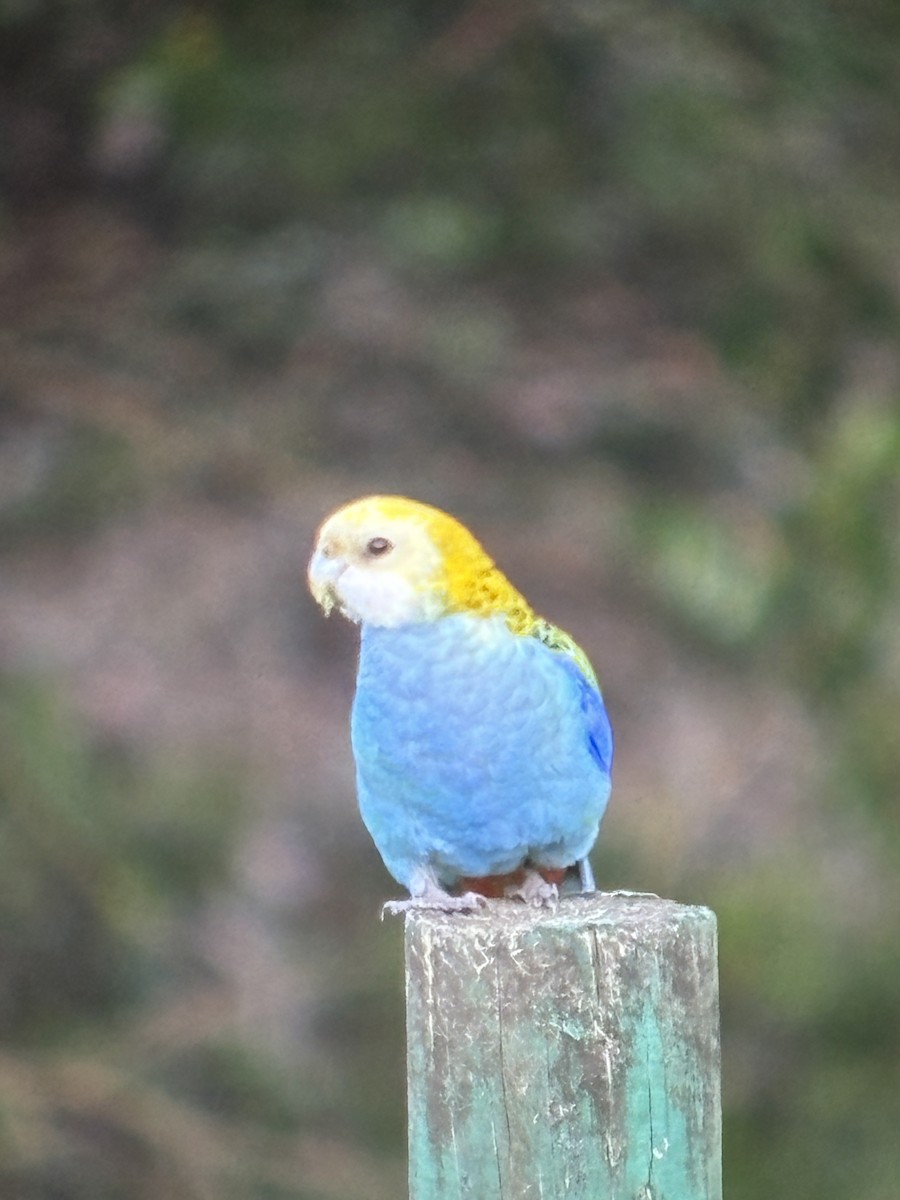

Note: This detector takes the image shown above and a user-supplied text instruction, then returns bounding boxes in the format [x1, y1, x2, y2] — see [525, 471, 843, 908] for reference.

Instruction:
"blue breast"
[350, 613, 613, 888]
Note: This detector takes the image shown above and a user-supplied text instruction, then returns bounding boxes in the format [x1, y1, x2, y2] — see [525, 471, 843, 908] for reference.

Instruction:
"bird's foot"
[381, 889, 488, 919]
[508, 868, 559, 908]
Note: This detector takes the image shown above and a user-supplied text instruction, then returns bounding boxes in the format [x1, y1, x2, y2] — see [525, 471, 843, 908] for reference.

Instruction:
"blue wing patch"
[531, 618, 614, 777]
[580, 671, 614, 774]
[558, 653, 614, 775]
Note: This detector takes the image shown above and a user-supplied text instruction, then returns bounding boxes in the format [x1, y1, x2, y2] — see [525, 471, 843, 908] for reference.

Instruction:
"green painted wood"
[405, 895, 721, 1200]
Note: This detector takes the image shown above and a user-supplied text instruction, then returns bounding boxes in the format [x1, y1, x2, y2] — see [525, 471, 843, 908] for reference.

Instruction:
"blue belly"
[350, 614, 612, 888]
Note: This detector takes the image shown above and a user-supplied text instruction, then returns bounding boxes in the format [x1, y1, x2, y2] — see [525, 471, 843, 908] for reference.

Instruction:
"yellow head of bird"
[307, 495, 534, 629]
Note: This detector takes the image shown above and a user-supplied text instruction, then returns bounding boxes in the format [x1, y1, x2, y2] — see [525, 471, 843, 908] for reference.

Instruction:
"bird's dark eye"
[366, 536, 392, 557]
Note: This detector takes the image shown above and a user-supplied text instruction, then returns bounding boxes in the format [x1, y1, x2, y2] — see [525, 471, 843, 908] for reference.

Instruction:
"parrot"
[307, 495, 613, 914]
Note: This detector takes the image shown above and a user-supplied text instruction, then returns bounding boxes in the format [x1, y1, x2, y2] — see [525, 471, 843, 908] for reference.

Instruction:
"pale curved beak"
[307, 548, 347, 614]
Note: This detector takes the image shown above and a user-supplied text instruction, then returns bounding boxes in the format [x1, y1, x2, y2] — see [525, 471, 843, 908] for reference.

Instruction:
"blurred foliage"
[1, 0, 899, 1198]
[0, 678, 404, 1198]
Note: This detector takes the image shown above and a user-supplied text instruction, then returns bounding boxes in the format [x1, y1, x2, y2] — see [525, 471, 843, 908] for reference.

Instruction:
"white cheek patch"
[337, 567, 427, 626]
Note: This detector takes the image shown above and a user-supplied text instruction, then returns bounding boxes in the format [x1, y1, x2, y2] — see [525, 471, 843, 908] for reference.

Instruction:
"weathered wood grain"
[405, 894, 721, 1200]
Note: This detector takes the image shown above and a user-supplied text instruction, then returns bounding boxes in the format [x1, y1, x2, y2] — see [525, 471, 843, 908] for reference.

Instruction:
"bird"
[307, 495, 613, 914]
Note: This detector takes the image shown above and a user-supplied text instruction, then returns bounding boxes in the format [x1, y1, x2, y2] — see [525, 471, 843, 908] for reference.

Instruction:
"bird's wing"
[532, 620, 613, 774]
[571, 659, 614, 773]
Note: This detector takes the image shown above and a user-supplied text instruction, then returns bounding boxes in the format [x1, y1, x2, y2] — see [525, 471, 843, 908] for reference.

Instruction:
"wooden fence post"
[405, 894, 721, 1200]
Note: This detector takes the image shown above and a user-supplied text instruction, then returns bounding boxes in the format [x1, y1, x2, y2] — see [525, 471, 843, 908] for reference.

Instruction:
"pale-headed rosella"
[307, 495, 613, 914]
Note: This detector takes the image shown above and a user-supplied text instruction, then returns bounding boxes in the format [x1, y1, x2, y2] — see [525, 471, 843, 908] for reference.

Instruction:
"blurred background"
[1, 1, 898, 1197]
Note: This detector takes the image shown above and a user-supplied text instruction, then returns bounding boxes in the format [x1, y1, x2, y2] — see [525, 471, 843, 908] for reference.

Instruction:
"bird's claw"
[508, 870, 559, 908]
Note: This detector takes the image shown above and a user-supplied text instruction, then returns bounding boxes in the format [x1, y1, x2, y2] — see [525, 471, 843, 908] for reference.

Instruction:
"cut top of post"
[405, 889, 711, 939]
